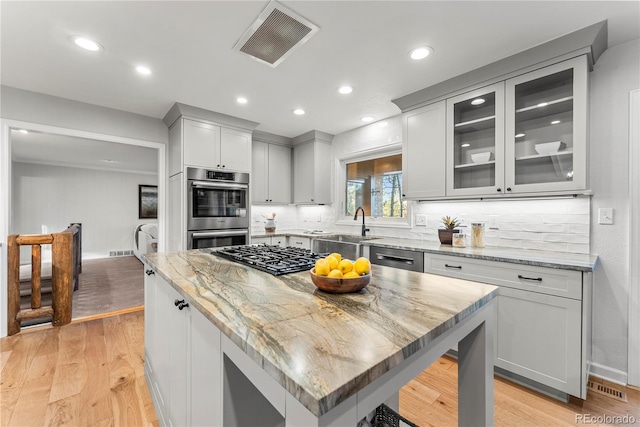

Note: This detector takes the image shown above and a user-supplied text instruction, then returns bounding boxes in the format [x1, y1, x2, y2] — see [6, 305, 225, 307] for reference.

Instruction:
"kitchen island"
[143, 249, 499, 426]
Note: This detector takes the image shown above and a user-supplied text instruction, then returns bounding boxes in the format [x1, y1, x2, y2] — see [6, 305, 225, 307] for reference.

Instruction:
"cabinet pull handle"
[178, 302, 189, 310]
[496, 188, 502, 192]
[445, 264, 462, 269]
[145, 269, 155, 276]
[518, 274, 542, 282]
[174, 299, 185, 306]
[506, 187, 512, 192]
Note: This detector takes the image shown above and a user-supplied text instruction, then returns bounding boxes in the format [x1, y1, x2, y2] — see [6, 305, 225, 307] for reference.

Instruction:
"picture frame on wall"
[139, 185, 158, 219]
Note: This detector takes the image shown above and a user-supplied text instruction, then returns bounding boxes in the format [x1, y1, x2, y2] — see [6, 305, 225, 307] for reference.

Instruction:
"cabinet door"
[293, 141, 315, 203]
[446, 84, 505, 196]
[183, 119, 221, 169]
[288, 236, 311, 249]
[402, 101, 446, 199]
[251, 141, 269, 203]
[190, 303, 222, 426]
[220, 128, 251, 172]
[153, 275, 172, 416]
[505, 56, 588, 193]
[268, 144, 292, 204]
[496, 287, 582, 396]
[167, 285, 189, 427]
[168, 173, 184, 252]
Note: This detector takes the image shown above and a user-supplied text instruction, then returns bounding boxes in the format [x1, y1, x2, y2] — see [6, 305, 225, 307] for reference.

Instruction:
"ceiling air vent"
[233, 1, 319, 67]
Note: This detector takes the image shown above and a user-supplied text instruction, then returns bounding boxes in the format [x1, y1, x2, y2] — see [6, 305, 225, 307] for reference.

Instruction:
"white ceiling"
[2, 1, 639, 159]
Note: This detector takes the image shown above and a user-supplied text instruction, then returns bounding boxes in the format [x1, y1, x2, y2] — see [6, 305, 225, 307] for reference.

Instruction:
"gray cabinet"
[251, 141, 292, 204]
[402, 101, 446, 199]
[293, 135, 332, 204]
[423, 253, 590, 399]
[144, 270, 222, 426]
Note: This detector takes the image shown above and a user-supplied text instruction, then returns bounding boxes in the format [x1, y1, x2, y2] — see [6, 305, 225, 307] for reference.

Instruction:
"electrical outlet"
[415, 214, 427, 226]
[598, 208, 614, 225]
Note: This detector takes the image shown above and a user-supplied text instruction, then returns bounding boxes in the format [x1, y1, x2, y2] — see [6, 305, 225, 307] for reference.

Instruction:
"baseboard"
[589, 362, 628, 385]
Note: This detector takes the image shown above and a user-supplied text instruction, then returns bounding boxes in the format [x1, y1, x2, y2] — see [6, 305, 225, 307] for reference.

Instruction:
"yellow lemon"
[327, 269, 343, 278]
[315, 259, 330, 276]
[325, 255, 339, 270]
[343, 271, 360, 279]
[329, 253, 342, 264]
[354, 257, 371, 275]
[338, 259, 354, 274]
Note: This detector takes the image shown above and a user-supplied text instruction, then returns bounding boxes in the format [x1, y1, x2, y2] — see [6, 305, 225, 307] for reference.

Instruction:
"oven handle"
[191, 181, 249, 190]
[192, 230, 249, 238]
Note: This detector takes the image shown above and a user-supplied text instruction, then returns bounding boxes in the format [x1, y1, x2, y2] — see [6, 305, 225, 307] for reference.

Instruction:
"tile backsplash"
[251, 197, 590, 254]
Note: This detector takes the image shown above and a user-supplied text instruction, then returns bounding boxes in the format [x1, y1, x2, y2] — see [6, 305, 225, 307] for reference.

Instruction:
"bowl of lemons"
[310, 253, 371, 293]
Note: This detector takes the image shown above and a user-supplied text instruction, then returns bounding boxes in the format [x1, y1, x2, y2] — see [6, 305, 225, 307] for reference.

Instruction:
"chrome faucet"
[354, 207, 370, 237]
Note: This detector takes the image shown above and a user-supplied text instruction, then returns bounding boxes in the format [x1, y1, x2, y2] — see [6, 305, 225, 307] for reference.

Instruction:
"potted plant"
[438, 216, 461, 245]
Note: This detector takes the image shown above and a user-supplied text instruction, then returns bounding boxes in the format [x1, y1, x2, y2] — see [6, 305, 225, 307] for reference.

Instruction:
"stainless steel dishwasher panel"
[369, 245, 424, 272]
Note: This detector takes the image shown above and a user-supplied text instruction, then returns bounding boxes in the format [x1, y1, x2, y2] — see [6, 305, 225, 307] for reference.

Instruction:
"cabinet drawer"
[424, 253, 582, 299]
[370, 246, 423, 272]
[288, 236, 310, 249]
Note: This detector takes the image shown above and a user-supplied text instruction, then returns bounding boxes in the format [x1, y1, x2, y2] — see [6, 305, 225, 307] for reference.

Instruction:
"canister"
[452, 232, 466, 248]
[471, 223, 485, 248]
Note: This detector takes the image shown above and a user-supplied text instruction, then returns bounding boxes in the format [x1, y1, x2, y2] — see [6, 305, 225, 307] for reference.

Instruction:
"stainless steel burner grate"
[213, 245, 326, 276]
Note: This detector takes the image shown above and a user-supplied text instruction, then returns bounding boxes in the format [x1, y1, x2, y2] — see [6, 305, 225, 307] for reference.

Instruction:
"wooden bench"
[7, 223, 82, 335]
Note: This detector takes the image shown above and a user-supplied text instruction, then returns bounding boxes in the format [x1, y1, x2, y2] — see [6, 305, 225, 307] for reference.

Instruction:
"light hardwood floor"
[2, 311, 639, 426]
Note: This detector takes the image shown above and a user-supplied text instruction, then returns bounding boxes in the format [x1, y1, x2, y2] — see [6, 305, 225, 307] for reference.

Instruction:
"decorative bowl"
[471, 152, 492, 163]
[310, 268, 370, 293]
[534, 141, 566, 155]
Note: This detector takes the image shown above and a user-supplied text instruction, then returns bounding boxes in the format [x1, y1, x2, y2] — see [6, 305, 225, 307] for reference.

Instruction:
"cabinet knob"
[178, 302, 189, 310]
[311, 199, 314, 202]
[174, 299, 185, 306]
[222, 165, 226, 168]
[145, 269, 155, 276]
[266, 199, 269, 202]
[217, 164, 220, 167]
[497, 188, 502, 192]
[506, 187, 512, 192]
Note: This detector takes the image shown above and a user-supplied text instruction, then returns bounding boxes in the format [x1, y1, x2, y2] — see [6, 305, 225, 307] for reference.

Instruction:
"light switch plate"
[415, 214, 427, 226]
[598, 208, 614, 225]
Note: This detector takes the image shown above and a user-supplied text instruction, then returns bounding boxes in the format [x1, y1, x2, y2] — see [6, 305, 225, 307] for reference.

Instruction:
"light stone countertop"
[144, 249, 498, 417]
[251, 230, 598, 272]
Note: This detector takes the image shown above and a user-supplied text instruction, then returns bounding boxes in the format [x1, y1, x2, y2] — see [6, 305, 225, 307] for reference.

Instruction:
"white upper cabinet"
[446, 83, 505, 196]
[183, 119, 221, 170]
[402, 100, 446, 199]
[505, 55, 588, 194]
[251, 141, 291, 204]
[220, 127, 252, 172]
[293, 139, 331, 204]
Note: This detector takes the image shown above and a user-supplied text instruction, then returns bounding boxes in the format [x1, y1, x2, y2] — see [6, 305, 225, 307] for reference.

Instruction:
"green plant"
[441, 216, 461, 230]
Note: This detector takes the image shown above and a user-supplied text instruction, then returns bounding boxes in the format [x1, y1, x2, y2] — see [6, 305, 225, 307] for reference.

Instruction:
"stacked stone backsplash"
[413, 197, 591, 254]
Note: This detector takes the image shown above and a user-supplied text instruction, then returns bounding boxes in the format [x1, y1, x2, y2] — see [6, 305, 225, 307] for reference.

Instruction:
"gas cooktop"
[212, 245, 327, 276]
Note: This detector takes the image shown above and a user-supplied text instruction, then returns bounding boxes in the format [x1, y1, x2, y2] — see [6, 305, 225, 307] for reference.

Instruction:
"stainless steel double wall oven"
[186, 167, 250, 249]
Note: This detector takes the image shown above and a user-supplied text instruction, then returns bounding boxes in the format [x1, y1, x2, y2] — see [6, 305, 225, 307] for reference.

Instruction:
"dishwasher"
[369, 245, 423, 272]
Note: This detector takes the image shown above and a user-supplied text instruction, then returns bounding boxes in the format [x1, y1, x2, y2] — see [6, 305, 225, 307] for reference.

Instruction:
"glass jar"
[452, 232, 466, 248]
[471, 223, 485, 248]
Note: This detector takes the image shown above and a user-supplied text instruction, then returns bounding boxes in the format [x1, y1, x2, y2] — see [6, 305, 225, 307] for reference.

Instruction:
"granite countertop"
[144, 249, 498, 417]
[252, 231, 598, 272]
[363, 238, 599, 272]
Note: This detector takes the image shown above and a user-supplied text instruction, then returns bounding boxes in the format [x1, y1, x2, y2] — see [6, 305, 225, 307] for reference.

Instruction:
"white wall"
[11, 162, 157, 260]
[588, 38, 640, 381]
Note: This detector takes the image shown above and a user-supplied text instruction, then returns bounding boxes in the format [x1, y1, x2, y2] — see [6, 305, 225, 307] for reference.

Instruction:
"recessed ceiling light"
[237, 97, 248, 104]
[515, 133, 525, 138]
[293, 109, 305, 115]
[471, 98, 485, 106]
[338, 86, 353, 95]
[18, 129, 29, 134]
[102, 159, 118, 163]
[537, 102, 548, 107]
[461, 143, 470, 148]
[70, 36, 102, 52]
[551, 120, 561, 125]
[136, 66, 152, 76]
[378, 121, 388, 128]
[409, 46, 433, 60]
[361, 116, 374, 123]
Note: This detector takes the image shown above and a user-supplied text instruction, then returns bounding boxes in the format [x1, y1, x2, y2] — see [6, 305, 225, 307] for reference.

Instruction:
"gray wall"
[1, 85, 168, 143]
[589, 38, 640, 380]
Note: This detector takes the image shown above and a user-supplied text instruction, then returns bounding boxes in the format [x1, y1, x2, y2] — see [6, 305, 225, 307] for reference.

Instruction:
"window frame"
[335, 144, 411, 228]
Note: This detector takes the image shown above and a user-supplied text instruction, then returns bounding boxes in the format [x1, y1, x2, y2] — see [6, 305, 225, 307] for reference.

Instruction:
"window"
[345, 154, 407, 218]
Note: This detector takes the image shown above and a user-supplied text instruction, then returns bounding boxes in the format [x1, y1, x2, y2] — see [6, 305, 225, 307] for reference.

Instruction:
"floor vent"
[109, 250, 134, 257]
[587, 380, 628, 402]
[233, 0, 319, 67]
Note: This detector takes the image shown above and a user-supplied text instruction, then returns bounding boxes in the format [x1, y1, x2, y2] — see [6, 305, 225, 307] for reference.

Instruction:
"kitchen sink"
[312, 234, 380, 260]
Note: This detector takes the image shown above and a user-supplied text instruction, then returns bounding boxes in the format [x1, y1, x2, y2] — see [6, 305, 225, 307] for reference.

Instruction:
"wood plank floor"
[2, 310, 639, 426]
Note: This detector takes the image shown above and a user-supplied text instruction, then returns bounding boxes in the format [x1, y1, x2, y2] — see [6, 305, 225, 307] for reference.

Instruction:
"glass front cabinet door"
[446, 83, 505, 196]
[505, 56, 588, 194]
